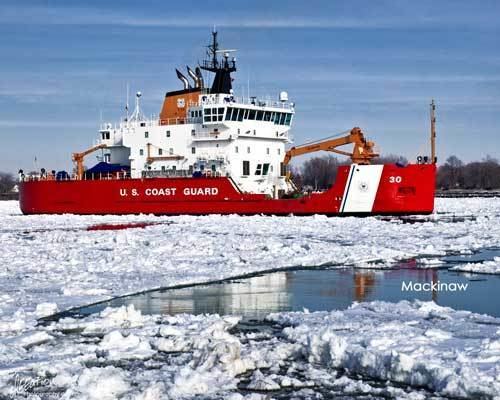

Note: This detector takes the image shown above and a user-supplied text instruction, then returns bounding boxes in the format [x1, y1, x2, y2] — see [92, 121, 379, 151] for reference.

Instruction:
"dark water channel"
[60, 248, 500, 320]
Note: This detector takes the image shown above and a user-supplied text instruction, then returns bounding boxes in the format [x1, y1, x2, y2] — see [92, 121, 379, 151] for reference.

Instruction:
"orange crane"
[283, 127, 379, 165]
[72, 144, 107, 179]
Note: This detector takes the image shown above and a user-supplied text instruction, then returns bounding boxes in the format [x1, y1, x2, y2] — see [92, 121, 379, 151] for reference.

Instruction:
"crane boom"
[283, 127, 378, 165]
[72, 144, 107, 179]
[146, 143, 185, 164]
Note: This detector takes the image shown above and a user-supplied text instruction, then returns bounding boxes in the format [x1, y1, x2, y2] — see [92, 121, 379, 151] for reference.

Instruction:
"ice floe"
[0, 301, 497, 398]
[450, 256, 500, 274]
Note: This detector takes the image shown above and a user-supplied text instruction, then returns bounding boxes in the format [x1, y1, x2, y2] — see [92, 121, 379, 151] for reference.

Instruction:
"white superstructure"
[95, 31, 295, 196]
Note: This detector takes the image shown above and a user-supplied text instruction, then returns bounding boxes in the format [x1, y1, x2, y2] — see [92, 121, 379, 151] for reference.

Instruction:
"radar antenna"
[129, 91, 146, 122]
[200, 30, 237, 94]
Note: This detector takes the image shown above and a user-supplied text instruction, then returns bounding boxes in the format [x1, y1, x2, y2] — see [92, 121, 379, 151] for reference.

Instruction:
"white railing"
[99, 117, 204, 131]
[200, 94, 294, 110]
[20, 170, 231, 182]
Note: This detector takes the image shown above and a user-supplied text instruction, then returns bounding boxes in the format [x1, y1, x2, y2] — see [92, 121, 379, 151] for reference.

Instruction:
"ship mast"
[200, 29, 237, 94]
[430, 99, 437, 164]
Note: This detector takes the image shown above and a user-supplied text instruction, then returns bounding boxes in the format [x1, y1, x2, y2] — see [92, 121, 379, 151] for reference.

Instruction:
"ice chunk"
[35, 302, 59, 318]
[74, 366, 130, 400]
[99, 330, 154, 360]
[450, 257, 500, 274]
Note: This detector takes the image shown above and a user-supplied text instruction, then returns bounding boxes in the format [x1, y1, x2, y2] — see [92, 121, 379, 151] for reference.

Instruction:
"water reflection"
[74, 260, 500, 320]
[92, 273, 293, 319]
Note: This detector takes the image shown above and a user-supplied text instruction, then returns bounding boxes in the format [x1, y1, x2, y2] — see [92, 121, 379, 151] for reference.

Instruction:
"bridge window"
[243, 109, 249, 119]
[237, 108, 244, 121]
[204, 108, 211, 123]
[248, 109, 256, 120]
[242, 161, 250, 176]
[202, 107, 225, 122]
[279, 113, 286, 125]
[255, 164, 262, 175]
[226, 108, 233, 120]
[264, 111, 271, 121]
[256, 110, 264, 121]
[262, 163, 270, 175]
[231, 108, 238, 121]
[285, 113, 292, 126]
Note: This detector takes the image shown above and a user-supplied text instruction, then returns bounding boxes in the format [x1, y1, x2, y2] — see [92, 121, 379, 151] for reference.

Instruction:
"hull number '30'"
[389, 176, 402, 183]
[119, 187, 219, 197]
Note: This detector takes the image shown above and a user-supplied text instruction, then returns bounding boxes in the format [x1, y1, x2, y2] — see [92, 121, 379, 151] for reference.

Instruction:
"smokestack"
[186, 66, 199, 88]
[195, 67, 204, 89]
[176, 69, 191, 90]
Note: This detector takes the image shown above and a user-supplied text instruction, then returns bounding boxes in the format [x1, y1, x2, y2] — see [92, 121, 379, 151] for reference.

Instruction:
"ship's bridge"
[197, 93, 294, 126]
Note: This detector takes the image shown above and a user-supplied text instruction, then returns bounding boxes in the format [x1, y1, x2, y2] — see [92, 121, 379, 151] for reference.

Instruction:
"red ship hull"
[19, 164, 436, 216]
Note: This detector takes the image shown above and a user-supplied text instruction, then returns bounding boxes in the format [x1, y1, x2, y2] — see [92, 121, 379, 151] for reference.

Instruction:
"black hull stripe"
[340, 165, 356, 213]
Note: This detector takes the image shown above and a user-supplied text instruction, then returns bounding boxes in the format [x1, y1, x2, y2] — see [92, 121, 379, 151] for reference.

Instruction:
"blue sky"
[0, 0, 499, 173]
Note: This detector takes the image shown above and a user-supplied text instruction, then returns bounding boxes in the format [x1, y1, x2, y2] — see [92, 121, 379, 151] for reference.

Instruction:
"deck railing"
[20, 170, 224, 182]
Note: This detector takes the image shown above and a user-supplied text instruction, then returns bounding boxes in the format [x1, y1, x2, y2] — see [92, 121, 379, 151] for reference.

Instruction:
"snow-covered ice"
[0, 301, 498, 399]
[1, 198, 500, 328]
[0, 198, 500, 398]
[268, 300, 500, 398]
[450, 256, 500, 274]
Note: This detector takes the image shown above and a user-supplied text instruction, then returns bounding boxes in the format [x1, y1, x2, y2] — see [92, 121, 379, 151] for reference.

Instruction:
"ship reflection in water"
[76, 252, 500, 319]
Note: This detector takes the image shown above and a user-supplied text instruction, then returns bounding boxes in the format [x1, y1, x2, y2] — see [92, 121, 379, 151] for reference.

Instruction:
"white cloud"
[1, 4, 496, 30]
[0, 120, 95, 128]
